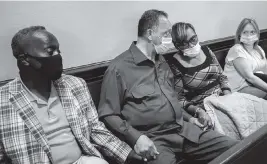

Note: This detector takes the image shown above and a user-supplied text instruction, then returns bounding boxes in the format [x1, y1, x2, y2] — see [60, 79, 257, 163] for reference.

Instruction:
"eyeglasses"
[178, 35, 198, 50]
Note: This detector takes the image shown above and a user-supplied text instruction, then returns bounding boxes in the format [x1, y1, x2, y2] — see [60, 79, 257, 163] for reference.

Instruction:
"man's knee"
[223, 137, 239, 150]
[209, 130, 239, 151]
[185, 130, 239, 162]
[146, 151, 178, 164]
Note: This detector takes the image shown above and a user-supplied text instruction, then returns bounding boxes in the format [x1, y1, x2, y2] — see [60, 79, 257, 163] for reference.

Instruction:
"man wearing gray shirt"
[98, 9, 238, 164]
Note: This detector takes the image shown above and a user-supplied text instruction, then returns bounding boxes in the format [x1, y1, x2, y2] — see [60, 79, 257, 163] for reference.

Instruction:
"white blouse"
[223, 44, 267, 92]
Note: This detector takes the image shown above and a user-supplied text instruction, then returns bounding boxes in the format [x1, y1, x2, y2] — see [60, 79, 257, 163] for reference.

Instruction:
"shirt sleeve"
[259, 46, 267, 73]
[209, 48, 231, 90]
[255, 45, 267, 74]
[258, 46, 266, 58]
[98, 66, 143, 147]
[80, 78, 132, 164]
[226, 44, 249, 62]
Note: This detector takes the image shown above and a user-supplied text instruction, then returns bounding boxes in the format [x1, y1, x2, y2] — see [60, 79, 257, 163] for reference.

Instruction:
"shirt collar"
[129, 41, 152, 65]
[129, 41, 165, 65]
[19, 76, 58, 105]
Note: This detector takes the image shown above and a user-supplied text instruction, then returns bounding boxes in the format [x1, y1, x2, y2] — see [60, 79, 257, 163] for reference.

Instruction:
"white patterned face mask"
[240, 35, 258, 45]
[183, 42, 201, 58]
[154, 37, 175, 54]
[161, 37, 172, 44]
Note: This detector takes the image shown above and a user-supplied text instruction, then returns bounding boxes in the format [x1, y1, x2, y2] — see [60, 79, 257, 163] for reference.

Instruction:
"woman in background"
[165, 22, 232, 129]
[224, 18, 267, 99]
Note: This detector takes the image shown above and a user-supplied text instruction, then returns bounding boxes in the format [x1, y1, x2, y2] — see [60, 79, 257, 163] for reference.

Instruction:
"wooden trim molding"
[63, 60, 111, 82]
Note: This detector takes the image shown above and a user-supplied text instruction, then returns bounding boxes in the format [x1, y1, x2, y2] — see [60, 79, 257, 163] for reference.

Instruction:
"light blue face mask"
[183, 42, 201, 58]
[154, 37, 175, 54]
[161, 37, 172, 44]
[240, 35, 258, 45]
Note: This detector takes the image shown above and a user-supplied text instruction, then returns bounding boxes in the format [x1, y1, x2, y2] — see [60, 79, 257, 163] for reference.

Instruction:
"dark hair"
[171, 22, 196, 49]
[11, 26, 46, 58]
[138, 9, 168, 37]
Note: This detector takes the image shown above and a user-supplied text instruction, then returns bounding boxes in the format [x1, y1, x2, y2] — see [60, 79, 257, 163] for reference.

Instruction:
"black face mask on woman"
[18, 54, 63, 81]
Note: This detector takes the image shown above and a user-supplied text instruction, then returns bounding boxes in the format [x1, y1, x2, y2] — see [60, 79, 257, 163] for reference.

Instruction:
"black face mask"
[19, 54, 63, 81]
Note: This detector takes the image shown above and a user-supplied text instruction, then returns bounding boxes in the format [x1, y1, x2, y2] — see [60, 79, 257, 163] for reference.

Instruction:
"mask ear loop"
[23, 53, 42, 69]
[17, 54, 25, 60]
[147, 29, 155, 43]
[17, 54, 30, 66]
[173, 41, 184, 55]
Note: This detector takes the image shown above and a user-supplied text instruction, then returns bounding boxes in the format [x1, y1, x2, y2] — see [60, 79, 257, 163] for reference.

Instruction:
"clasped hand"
[134, 135, 159, 162]
[190, 108, 213, 130]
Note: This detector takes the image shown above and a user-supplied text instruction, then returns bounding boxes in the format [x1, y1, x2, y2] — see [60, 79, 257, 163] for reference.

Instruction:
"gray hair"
[11, 26, 46, 58]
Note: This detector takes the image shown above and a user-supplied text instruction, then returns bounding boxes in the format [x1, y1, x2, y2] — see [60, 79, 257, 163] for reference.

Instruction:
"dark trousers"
[130, 129, 238, 164]
[182, 130, 238, 164]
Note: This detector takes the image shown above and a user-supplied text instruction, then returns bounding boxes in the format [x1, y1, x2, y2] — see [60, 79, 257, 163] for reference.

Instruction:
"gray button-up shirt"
[98, 42, 198, 147]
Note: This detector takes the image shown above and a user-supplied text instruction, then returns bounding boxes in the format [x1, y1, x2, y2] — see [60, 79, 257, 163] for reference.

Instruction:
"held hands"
[134, 135, 159, 162]
[197, 109, 213, 129]
[190, 108, 213, 130]
[189, 117, 206, 128]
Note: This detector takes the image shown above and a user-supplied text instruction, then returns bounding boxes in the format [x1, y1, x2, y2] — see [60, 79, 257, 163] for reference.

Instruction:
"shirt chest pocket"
[131, 84, 155, 99]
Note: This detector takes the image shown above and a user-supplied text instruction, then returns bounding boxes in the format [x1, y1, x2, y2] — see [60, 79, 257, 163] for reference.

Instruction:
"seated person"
[0, 26, 140, 164]
[98, 9, 238, 164]
[165, 22, 232, 128]
[224, 18, 267, 99]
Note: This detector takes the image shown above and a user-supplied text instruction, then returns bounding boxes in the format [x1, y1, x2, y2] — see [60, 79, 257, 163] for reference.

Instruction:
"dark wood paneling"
[64, 60, 110, 83]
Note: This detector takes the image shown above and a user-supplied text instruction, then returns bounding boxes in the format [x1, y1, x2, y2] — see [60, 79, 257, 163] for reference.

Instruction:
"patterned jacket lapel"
[53, 77, 102, 157]
[53, 78, 85, 139]
[8, 78, 53, 163]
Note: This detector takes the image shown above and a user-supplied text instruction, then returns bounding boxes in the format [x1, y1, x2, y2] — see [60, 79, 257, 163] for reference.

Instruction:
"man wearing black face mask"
[0, 26, 140, 164]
